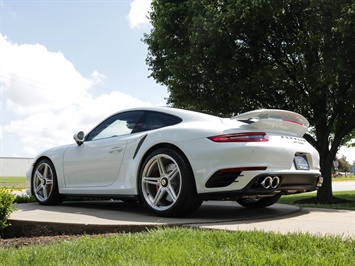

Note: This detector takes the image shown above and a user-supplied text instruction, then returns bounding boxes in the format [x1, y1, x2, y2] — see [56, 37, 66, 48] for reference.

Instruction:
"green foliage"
[144, 0, 355, 202]
[145, 0, 355, 115]
[336, 155, 352, 172]
[14, 194, 35, 204]
[0, 189, 17, 231]
[1, 228, 354, 265]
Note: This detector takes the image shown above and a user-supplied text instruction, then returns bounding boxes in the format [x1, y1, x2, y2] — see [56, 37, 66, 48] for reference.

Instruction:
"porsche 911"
[26, 107, 323, 217]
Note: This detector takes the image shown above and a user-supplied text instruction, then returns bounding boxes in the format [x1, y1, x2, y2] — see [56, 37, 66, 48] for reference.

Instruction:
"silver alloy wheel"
[33, 162, 54, 202]
[141, 154, 182, 211]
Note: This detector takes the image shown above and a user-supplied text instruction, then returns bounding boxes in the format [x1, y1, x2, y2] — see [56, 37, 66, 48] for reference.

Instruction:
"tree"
[144, 0, 355, 202]
[336, 155, 351, 172]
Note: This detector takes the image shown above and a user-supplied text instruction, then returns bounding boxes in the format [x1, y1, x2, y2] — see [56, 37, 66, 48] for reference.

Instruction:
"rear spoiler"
[232, 109, 310, 136]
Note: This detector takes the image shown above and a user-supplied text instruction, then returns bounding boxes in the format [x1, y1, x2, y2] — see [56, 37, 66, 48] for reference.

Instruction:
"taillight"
[208, 132, 268, 142]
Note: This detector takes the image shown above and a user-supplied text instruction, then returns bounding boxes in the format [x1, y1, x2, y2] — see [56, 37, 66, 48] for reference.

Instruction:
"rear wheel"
[32, 159, 64, 205]
[236, 194, 281, 208]
[139, 148, 202, 217]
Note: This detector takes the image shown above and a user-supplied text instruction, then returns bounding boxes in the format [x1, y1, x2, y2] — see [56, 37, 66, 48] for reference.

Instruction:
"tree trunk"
[317, 151, 334, 203]
[317, 164, 333, 202]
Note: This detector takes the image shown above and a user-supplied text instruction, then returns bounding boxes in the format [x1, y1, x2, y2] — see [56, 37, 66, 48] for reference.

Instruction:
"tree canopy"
[144, 0, 355, 202]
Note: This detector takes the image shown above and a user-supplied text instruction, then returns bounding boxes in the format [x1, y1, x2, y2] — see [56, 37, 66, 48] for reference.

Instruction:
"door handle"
[109, 147, 123, 153]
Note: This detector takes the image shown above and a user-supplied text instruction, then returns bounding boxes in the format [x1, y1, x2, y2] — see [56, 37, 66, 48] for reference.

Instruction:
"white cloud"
[0, 34, 153, 157]
[128, 0, 152, 29]
[0, 35, 92, 115]
[90, 70, 106, 85]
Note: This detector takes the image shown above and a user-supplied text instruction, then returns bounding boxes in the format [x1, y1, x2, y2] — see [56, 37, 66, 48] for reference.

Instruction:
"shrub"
[15, 194, 36, 203]
[0, 189, 17, 232]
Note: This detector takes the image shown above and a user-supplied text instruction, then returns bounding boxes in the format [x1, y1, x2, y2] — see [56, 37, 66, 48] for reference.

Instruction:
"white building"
[0, 157, 33, 177]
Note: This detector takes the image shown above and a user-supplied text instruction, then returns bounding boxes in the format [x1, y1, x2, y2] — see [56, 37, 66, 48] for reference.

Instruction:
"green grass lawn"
[332, 174, 355, 182]
[0, 177, 26, 190]
[279, 190, 355, 210]
[0, 227, 354, 265]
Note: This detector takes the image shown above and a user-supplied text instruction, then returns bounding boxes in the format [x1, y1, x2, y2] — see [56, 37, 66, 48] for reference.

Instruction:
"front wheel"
[236, 194, 281, 209]
[139, 148, 202, 217]
[32, 159, 64, 205]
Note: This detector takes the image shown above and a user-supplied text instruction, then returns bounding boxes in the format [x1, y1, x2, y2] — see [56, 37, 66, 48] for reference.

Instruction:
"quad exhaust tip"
[260, 176, 280, 189]
[317, 176, 323, 188]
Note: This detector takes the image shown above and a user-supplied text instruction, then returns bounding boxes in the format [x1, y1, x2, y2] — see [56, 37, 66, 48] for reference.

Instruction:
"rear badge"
[294, 155, 310, 170]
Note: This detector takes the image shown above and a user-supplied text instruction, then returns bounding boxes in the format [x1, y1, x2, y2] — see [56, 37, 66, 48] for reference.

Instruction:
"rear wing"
[232, 109, 310, 136]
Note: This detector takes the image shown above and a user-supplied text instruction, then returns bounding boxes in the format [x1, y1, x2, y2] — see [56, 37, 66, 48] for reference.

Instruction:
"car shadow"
[11, 199, 303, 224]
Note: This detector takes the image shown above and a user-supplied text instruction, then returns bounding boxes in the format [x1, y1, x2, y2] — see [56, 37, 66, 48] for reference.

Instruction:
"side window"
[138, 112, 182, 132]
[86, 111, 144, 141]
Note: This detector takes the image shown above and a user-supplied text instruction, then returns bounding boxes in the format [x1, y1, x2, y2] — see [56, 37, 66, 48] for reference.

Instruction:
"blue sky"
[1, 0, 165, 101]
[1, 0, 169, 157]
[0, 0, 354, 163]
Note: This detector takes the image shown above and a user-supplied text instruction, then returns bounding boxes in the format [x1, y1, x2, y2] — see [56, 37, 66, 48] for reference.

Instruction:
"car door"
[62, 111, 144, 188]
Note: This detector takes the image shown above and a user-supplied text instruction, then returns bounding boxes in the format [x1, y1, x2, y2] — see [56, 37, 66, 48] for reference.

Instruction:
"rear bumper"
[199, 173, 322, 200]
[244, 173, 322, 193]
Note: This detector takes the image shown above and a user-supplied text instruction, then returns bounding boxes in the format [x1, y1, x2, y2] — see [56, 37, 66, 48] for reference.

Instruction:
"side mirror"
[73, 131, 85, 146]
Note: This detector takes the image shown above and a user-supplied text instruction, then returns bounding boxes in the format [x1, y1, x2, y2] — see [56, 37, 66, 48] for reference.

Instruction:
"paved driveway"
[6, 181, 354, 239]
[195, 207, 354, 239]
[332, 181, 355, 192]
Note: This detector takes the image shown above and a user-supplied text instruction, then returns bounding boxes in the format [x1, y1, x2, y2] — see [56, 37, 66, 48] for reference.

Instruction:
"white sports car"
[27, 107, 322, 217]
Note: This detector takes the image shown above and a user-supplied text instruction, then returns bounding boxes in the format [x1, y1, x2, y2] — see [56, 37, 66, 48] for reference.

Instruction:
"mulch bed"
[0, 221, 153, 249]
[294, 196, 353, 205]
[0, 234, 79, 249]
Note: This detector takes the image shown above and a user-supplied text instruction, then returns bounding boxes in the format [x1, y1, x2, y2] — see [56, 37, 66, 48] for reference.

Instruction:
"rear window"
[137, 112, 182, 132]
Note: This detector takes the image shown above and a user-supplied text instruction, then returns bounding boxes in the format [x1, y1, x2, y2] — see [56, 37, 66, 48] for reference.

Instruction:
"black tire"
[32, 159, 64, 205]
[236, 194, 282, 209]
[138, 148, 202, 217]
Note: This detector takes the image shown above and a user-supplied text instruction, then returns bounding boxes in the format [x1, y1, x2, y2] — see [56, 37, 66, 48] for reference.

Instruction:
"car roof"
[113, 106, 220, 122]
